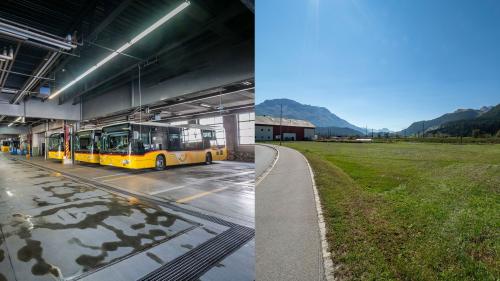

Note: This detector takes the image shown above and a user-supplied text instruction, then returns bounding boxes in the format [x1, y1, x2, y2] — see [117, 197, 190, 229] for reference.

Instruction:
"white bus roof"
[76, 128, 102, 134]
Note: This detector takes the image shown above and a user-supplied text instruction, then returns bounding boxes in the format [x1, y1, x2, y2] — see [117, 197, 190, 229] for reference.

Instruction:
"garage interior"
[0, 1, 254, 280]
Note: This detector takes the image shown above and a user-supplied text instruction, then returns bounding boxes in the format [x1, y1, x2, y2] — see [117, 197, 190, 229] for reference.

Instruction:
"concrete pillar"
[223, 113, 255, 162]
[223, 114, 238, 160]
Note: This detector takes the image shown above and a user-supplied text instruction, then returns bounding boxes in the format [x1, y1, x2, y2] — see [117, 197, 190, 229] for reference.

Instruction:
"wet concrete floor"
[0, 154, 255, 281]
[17, 156, 254, 226]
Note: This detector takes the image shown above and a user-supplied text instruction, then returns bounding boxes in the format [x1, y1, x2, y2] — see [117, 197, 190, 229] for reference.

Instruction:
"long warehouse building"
[255, 115, 315, 141]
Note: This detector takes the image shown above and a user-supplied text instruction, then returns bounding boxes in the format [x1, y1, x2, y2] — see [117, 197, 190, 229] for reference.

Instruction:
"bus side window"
[181, 128, 203, 150]
[202, 130, 213, 149]
[168, 127, 181, 151]
[152, 127, 167, 150]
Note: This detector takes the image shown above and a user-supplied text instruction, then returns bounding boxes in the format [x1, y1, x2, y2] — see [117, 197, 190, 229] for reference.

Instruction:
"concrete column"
[223, 113, 254, 162]
[223, 114, 237, 160]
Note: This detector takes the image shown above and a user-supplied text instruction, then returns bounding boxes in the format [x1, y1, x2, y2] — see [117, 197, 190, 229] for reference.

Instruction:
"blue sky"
[256, 0, 500, 130]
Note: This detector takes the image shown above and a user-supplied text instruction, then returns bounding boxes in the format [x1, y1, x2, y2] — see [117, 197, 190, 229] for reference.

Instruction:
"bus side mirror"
[133, 131, 140, 140]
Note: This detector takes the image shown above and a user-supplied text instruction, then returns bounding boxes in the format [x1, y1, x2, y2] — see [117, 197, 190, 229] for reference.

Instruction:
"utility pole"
[279, 103, 283, 146]
[460, 121, 463, 144]
[422, 121, 425, 138]
[371, 128, 374, 139]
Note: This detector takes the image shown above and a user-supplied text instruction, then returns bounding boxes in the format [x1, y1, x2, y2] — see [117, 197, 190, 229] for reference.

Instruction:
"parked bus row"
[43, 122, 227, 170]
[0, 138, 29, 155]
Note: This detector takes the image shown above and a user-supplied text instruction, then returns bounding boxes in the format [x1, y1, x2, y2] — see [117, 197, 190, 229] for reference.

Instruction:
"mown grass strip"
[284, 142, 499, 281]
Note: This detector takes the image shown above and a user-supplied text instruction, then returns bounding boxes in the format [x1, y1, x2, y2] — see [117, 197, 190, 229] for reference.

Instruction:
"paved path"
[255, 145, 277, 179]
[256, 144, 324, 281]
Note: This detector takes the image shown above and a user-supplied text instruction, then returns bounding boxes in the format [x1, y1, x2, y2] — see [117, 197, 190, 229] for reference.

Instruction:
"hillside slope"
[401, 108, 486, 135]
[429, 104, 500, 136]
[256, 99, 364, 132]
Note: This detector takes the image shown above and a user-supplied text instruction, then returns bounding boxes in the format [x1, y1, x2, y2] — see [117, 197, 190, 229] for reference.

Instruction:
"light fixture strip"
[48, 1, 190, 100]
[7, 116, 22, 127]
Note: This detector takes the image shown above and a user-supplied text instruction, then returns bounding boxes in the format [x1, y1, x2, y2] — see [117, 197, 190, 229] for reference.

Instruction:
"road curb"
[255, 144, 279, 186]
[300, 150, 336, 281]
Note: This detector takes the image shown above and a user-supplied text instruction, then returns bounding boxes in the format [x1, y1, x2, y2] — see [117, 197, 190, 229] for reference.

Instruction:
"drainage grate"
[139, 225, 255, 281]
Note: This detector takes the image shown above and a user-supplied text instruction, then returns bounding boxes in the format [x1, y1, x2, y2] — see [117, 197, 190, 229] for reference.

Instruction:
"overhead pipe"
[11, 51, 61, 104]
[0, 46, 14, 87]
[0, 43, 20, 91]
[0, 19, 76, 50]
[0, 46, 13, 61]
[0, 69, 55, 81]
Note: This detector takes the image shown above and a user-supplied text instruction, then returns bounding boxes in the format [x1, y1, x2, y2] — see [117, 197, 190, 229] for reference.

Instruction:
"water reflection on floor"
[0, 156, 197, 280]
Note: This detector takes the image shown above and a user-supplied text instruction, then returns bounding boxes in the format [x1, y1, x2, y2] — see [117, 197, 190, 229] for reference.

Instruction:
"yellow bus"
[74, 129, 101, 164]
[99, 122, 227, 170]
[1, 140, 10, 152]
[48, 133, 65, 160]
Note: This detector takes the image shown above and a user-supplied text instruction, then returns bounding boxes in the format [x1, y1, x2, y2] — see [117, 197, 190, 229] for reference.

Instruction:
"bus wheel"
[205, 153, 212, 165]
[155, 155, 166, 170]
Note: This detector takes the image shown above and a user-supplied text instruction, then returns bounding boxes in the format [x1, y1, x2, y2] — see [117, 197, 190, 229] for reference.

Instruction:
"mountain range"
[256, 98, 499, 137]
[256, 99, 364, 131]
[427, 104, 500, 137]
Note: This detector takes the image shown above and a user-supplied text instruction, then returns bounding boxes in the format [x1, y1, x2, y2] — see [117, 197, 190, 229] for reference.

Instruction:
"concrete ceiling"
[0, 0, 254, 128]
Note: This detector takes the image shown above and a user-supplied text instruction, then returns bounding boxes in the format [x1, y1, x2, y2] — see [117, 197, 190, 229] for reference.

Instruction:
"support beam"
[0, 99, 80, 120]
[0, 125, 28, 134]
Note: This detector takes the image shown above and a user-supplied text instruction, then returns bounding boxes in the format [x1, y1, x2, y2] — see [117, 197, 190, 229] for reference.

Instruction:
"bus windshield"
[48, 134, 62, 151]
[75, 132, 92, 151]
[102, 125, 130, 154]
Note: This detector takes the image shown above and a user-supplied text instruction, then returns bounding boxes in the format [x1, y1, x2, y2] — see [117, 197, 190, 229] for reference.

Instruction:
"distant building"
[255, 116, 316, 141]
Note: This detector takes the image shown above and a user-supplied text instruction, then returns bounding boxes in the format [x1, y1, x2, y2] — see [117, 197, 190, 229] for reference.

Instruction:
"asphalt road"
[255, 144, 324, 281]
[255, 145, 277, 179]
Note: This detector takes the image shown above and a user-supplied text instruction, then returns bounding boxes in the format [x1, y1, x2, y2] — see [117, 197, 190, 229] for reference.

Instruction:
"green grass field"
[283, 141, 500, 281]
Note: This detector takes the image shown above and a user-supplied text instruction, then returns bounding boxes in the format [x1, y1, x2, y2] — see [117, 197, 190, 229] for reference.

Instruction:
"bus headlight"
[122, 160, 129, 165]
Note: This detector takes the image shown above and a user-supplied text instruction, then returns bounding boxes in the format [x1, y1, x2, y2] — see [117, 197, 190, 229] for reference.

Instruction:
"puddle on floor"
[1, 194, 197, 280]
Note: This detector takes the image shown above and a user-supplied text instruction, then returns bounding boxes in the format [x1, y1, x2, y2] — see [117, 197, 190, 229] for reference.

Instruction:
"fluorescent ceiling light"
[199, 103, 212, 108]
[7, 116, 22, 127]
[48, 1, 190, 100]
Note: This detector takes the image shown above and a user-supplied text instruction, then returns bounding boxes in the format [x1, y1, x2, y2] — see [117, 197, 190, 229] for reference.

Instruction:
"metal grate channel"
[139, 225, 255, 281]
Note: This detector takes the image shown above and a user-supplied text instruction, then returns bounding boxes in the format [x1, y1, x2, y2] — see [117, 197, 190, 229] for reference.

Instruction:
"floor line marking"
[201, 171, 253, 181]
[148, 172, 254, 196]
[102, 174, 140, 182]
[149, 185, 188, 195]
[93, 172, 128, 179]
[176, 186, 229, 203]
